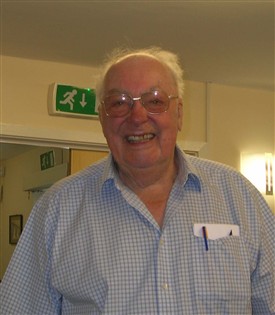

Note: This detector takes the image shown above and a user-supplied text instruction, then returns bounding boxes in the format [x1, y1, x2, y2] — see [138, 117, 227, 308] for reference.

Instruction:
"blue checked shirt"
[1, 148, 274, 314]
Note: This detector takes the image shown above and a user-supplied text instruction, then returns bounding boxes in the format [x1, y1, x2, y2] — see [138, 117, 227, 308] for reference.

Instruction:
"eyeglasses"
[101, 90, 178, 118]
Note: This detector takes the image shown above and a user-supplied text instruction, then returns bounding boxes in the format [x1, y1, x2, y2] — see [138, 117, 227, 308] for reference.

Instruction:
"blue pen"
[202, 226, 208, 251]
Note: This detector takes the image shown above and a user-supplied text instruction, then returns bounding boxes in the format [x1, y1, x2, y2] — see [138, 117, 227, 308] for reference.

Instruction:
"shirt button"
[162, 283, 169, 290]
[159, 239, 165, 246]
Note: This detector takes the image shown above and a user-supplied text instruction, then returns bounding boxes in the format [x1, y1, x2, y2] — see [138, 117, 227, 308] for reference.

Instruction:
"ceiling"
[0, 1, 274, 160]
[1, 0, 274, 91]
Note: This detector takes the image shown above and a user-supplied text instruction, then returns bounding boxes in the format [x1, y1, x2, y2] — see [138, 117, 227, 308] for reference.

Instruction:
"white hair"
[95, 46, 184, 108]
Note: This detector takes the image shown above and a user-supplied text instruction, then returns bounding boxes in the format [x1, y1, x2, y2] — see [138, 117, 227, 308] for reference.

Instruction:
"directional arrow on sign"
[80, 93, 87, 107]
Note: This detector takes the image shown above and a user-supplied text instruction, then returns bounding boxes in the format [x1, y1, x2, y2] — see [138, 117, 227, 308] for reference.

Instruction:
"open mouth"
[126, 133, 155, 143]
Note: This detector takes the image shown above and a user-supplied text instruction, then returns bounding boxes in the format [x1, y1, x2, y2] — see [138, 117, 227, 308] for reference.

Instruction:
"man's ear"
[177, 99, 183, 131]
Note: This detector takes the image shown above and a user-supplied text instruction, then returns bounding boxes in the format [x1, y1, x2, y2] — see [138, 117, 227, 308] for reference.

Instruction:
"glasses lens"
[142, 90, 169, 113]
[104, 94, 131, 117]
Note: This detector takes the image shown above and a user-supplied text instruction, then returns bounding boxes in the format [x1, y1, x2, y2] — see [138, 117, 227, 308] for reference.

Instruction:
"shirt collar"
[174, 146, 201, 190]
[100, 146, 201, 191]
[101, 153, 117, 184]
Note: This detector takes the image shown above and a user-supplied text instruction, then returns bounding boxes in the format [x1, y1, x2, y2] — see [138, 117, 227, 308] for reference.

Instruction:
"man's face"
[99, 56, 183, 172]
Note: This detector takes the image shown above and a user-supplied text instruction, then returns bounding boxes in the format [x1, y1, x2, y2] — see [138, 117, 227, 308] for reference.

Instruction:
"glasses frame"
[101, 90, 178, 118]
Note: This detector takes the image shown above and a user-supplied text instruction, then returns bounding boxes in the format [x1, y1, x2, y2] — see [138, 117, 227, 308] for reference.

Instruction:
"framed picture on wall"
[9, 215, 23, 245]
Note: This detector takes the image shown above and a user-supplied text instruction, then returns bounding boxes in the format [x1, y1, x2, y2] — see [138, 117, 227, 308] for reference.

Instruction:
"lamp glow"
[241, 152, 274, 195]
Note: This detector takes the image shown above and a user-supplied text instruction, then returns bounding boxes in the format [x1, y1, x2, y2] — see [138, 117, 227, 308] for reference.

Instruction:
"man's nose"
[128, 98, 148, 122]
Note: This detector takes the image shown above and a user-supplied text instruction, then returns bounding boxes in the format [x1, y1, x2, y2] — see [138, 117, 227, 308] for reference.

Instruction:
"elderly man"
[1, 47, 274, 314]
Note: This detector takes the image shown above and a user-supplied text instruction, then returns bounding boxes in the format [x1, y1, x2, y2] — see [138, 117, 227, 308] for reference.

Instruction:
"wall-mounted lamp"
[241, 152, 274, 196]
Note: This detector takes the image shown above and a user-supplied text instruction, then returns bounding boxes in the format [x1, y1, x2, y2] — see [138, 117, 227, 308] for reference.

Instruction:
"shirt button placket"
[157, 233, 171, 313]
[161, 282, 169, 290]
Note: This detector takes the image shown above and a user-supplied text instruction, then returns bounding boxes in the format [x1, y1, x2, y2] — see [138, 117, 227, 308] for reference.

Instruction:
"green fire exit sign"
[40, 150, 55, 170]
[48, 83, 98, 118]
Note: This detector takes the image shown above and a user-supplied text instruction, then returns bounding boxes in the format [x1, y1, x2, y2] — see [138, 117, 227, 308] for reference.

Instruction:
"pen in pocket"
[202, 226, 208, 251]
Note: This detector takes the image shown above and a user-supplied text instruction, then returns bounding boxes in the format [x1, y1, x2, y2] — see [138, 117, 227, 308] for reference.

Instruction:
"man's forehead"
[102, 55, 177, 96]
[106, 55, 172, 81]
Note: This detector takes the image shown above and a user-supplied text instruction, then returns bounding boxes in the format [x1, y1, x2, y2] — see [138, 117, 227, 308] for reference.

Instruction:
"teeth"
[127, 134, 154, 143]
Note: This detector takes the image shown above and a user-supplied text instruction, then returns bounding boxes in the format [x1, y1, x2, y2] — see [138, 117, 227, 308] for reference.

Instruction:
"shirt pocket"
[191, 235, 252, 314]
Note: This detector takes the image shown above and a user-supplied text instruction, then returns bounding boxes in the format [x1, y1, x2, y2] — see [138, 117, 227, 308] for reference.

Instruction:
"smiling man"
[98, 53, 183, 227]
[1, 47, 274, 315]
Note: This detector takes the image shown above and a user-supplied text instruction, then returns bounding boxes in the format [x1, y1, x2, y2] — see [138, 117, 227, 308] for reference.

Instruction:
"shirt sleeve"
[250, 191, 275, 314]
[0, 190, 62, 315]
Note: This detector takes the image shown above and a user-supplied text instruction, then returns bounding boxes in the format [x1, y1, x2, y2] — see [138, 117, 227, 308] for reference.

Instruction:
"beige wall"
[0, 155, 32, 280]
[1, 55, 106, 145]
[2, 55, 273, 162]
[0, 147, 69, 279]
[200, 83, 274, 168]
[0, 55, 274, 278]
[198, 84, 274, 211]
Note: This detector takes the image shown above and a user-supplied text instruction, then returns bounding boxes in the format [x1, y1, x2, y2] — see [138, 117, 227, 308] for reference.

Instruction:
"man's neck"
[117, 157, 178, 192]
[116, 157, 178, 227]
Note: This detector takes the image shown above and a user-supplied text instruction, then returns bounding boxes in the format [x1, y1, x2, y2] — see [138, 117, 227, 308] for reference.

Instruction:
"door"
[70, 149, 109, 174]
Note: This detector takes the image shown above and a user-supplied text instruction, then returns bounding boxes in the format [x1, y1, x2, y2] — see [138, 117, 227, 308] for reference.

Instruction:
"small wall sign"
[48, 83, 98, 118]
[40, 150, 55, 170]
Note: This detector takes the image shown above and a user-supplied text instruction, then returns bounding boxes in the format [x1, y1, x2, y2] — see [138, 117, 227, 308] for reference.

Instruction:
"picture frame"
[9, 215, 23, 245]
